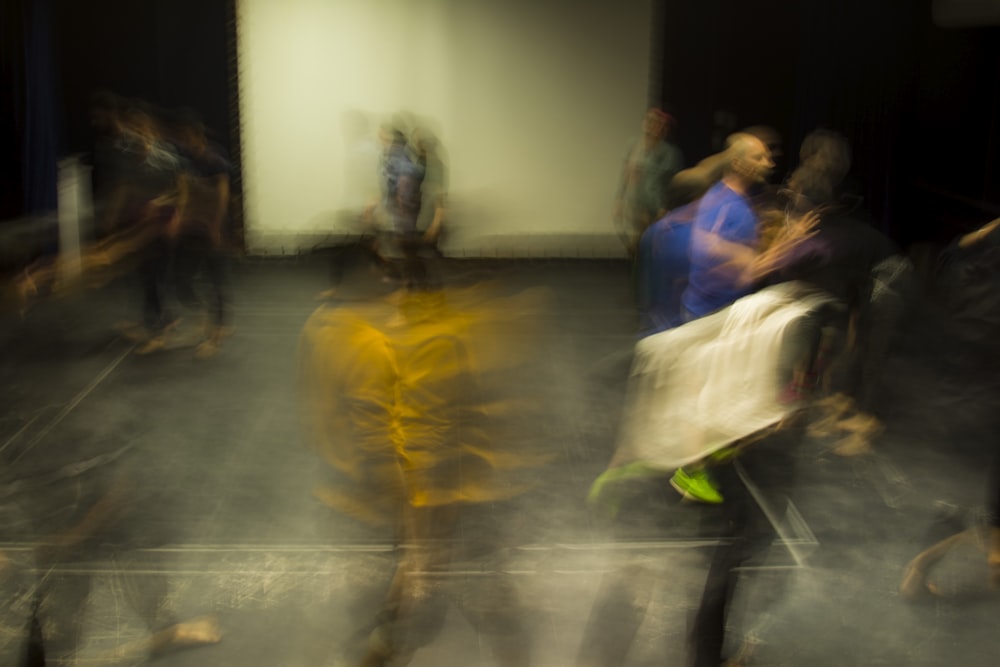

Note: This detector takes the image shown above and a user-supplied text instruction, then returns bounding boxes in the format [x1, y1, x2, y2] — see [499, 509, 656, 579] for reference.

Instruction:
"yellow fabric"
[299, 286, 549, 525]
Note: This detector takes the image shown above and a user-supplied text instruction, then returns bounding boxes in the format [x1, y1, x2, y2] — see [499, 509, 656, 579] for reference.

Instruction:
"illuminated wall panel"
[237, 0, 653, 256]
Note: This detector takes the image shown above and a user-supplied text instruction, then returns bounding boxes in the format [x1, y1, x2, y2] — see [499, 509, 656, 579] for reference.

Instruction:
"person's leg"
[398, 233, 428, 289]
[195, 240, 232, 358]
[455, 501, 534, 667]
[855, 289, 906, 417]
[688, 461, 754, 667]
[358, 504, 457, 667]
[575, 565, 652, 667]
[846, 258, 916, 417]
[102, 547, 221, 660]
[171, 234, 204, 315]
[687, 431, 794, 667]
[135, 236, 177, 350]
[899, 528, 977, 599]
[988, 453, 1000, 587]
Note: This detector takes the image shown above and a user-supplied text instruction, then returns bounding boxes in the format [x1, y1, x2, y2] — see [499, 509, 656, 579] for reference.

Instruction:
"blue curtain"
[23, 0, 62, 215]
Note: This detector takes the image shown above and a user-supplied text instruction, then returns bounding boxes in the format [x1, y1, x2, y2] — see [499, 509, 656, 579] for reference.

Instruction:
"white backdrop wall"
[237, 0, 653, 256]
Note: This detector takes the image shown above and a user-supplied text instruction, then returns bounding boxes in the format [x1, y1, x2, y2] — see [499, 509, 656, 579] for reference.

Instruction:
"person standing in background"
[613, 108, 684, 257]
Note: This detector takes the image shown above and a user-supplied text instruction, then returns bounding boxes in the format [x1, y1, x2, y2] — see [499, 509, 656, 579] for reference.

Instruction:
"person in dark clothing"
[364, 125, 427, 286]
[772, 131, 916, 455]
[898, 215, 1000, 598]
[163, 112, 234, 358]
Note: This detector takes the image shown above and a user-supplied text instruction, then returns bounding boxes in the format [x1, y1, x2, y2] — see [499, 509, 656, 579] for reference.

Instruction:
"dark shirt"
[775, 212, 899, 310]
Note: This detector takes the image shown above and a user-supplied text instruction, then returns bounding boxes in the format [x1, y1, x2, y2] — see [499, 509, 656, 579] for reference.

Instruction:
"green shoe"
[709, 445, 740, 464]
[588, 461, 665, 517]
[670, 467, 723, 504]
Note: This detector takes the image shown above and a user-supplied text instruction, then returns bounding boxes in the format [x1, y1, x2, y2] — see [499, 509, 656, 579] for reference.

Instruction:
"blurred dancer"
[0, 409, 220, 665]
[613, 108, 684, 256]
[584, 280, 834, 667]
[411, 125, 448, 254]
[899, 216, 1000, 599]
[109, 104, 184, 351]
[666, 126, 782, 211]
[362, 124, 427, 288]
[776, 131, 916, 455]
[300, 276, 549, 667]
[670, 133, 818, 501]
[12, 101, 183, 337]
[586, 134, 832, 667]
[161, 111, 233, 358]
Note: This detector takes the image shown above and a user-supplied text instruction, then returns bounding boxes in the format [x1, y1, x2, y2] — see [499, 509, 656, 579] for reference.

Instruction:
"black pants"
[172, 233, 229, 328]
[140, 236, 173, 332]
[836, 258, 917, 415]
[688, 429, 799, 667]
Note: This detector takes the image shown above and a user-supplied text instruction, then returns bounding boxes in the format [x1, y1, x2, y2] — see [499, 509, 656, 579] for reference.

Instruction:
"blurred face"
[182, 127, 207, 155]
[642, 110, 668, 141]
[734, 138, 775, 184]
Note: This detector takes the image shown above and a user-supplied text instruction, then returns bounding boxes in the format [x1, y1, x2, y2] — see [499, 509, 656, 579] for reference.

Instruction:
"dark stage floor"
[1, 255, 998, 666]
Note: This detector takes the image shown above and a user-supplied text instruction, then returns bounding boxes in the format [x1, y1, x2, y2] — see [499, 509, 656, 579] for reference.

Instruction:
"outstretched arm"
[958, 217, 1000, 249]
[695, 210, 819, 287]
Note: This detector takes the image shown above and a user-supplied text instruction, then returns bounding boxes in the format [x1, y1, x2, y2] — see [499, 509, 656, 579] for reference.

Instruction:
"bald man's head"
[724, 133, 774, 185]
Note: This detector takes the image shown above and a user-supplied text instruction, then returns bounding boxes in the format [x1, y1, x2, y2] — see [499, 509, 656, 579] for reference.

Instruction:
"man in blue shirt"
[682, 133, 775, 319]
[673, 134, 817, 503]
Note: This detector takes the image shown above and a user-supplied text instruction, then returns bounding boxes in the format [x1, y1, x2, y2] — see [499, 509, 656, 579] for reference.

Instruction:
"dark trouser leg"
[688, 461, 764, 667]
[172, 234, 229, 330]
[776, 306, 834, 393]
[851, 259, 916, 415]
[171, 235, 203, 314]
[140, 236, 171, 332]
[855, 293, 907, 416]
[688, 432, 796, 667]
[399, 234, 428, 288]
[359, 504, 457, 667]
[204, 244, 228, 328]
[575, 564, 652, 667]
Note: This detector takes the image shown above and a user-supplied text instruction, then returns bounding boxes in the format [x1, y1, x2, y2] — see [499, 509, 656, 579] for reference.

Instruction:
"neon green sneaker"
[670, 467, 723, 504]
[588, 461, 665, 517]
[709, 445, 740, 464]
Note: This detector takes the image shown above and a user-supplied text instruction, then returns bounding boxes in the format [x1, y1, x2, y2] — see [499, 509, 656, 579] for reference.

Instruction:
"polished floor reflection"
[2, 256, 998, 666]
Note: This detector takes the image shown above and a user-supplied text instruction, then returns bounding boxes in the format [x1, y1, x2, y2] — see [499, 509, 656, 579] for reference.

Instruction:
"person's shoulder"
[697, 181, 737, 211]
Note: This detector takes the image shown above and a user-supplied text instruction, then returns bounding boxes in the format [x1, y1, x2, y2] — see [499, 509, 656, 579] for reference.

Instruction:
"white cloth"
[610, 282, 833, 470]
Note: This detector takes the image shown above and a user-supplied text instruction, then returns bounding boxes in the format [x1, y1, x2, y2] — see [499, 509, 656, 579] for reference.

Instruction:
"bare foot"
[194, 339, 219, 359]
[807, 393, 856, 438]
[833, 432, 873, 457]
[148, 615, 223, 656]
[99, 615, 222, 663]
[171, 616, 223, 647]
[136, 335, 167, 355]
[116, 321, 151, 342]
[836, 411, 882, 434]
